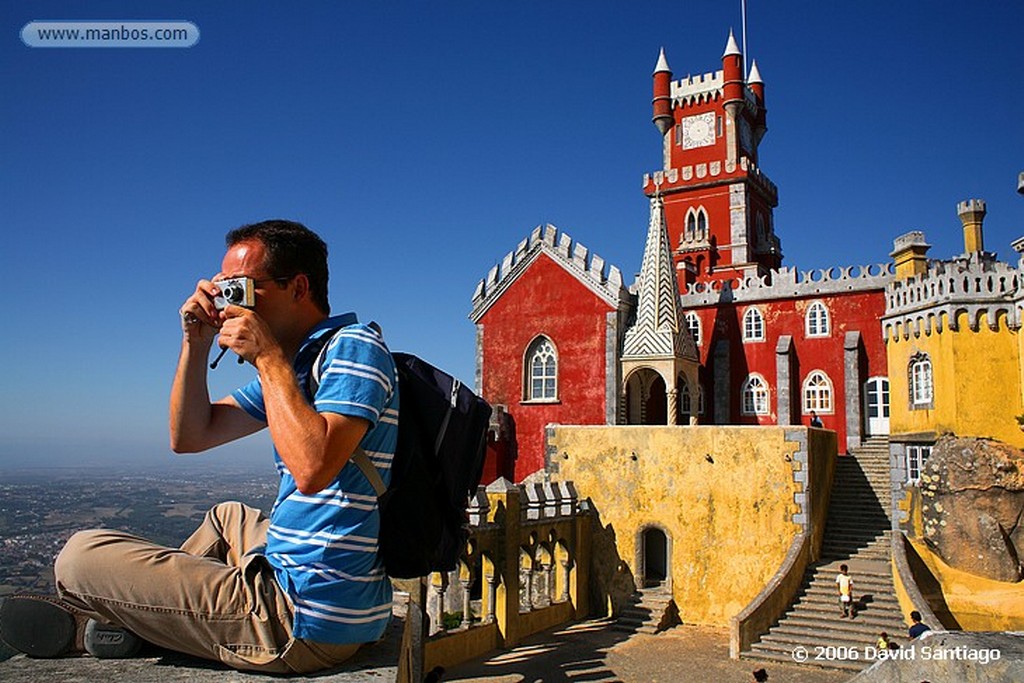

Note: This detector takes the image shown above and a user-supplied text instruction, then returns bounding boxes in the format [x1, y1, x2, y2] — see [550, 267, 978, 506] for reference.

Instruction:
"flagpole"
[741, 0, 748, 79]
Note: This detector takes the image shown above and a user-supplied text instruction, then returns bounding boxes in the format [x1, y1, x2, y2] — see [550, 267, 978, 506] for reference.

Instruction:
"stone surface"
[921, 435, 1024, 582]
[0, 603, 404, 682]
[849, 630, 1024, 683]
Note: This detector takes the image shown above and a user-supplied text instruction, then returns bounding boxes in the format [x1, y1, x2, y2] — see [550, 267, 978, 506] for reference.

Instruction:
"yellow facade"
[886, 310, 1023, 448]
[546, 425, 830, 626]
[907, 538, 1024, 630]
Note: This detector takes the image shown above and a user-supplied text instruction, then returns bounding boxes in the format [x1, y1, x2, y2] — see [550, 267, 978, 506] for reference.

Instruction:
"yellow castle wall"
[887, 311, 1022, 448]
[546, 425, 823, 626]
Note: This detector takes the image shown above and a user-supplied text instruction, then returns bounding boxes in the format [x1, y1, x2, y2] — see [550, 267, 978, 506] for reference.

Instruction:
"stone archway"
[625, 368, 668, 425]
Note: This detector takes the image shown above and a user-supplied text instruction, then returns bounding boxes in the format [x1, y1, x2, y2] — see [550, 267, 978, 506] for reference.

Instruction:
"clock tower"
[645, 32, 781, 287]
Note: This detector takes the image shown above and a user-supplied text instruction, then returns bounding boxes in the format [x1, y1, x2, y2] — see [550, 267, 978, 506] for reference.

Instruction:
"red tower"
[643, 31, 781, 287]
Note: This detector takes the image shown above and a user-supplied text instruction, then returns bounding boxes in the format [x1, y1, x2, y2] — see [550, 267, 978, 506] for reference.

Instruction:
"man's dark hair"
[226, 219, 330, 314]
[910, 610, 922, 622]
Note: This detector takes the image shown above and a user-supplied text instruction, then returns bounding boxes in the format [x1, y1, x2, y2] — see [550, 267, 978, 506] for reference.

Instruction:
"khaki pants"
[54, 501, 360, 673]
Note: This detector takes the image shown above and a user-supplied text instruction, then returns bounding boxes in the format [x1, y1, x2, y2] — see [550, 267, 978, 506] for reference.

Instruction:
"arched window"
[909, 353, 933, 408]
[806, 301, 830, 337]
[678, 377, 706, 419]
[743, 307, 765, 342]
[683, 207, 708, 243]
[685, 311, 701, 346]
[525, 336, 557, 401]
[685, 210, 696, 242]
[741, 374, 770, 415]
[802, 370, 833, 413]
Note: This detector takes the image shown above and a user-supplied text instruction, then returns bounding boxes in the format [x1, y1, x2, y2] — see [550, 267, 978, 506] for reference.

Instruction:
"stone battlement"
[670, 70, 723, 105]
[883, 255, 1023, 338]
[678, 262, 894, 307]
[643, 156, 778, 200]
[470, 224, 630, 322]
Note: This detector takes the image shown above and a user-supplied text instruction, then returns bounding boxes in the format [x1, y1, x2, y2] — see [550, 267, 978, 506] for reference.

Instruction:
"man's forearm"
[169, 339, 215, 452]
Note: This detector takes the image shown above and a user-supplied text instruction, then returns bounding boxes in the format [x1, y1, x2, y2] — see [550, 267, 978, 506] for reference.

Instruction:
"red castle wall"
[478, 253, 614, 481]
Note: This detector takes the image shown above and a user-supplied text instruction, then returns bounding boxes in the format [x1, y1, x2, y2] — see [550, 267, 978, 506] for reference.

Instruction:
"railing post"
[485, 477, 522, 648]
[396, 577, 427, 683]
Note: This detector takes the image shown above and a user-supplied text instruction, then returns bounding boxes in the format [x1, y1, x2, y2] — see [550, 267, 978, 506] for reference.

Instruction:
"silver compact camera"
[212, 277, 255, 310]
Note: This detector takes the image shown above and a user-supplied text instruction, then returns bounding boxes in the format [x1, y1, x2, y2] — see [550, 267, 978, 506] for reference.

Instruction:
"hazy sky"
[2, 1, 1021, 470]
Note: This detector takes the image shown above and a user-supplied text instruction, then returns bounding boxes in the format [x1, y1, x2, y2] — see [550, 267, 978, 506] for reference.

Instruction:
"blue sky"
[2, 1, 1022, 470]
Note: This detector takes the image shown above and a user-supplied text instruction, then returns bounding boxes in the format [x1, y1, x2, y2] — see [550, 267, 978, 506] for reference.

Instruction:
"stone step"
[744, 642, 867, 672]
[775, 608, 904, 633]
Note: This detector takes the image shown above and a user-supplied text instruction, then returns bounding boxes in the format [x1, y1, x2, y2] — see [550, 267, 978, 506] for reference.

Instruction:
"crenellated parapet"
[882, 255, 1023, 339]
[643, 156, 777, 202]
[670, 70, 723, 105]
[668, 70, 759, 112]
[470, 224, 631, 322]
[677, 262, 894, 307]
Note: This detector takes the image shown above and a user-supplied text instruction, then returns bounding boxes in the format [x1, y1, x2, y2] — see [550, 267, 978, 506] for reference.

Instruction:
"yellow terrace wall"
[887, 311, 1023, 447]
[546, 425, 816, 626]
[906, 537, 1024, 630]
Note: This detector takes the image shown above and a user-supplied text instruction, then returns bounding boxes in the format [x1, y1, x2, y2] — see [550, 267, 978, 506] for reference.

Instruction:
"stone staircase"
[743, 437, 907, 672]
[613, 583, 678, 634]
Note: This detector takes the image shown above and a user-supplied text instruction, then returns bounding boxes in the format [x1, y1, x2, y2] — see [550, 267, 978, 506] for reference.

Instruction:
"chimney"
[957, 199, 987, 254]
[890, 231, 931, 279]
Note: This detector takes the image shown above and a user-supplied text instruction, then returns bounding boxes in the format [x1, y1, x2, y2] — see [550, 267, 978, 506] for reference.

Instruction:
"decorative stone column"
[484, 573, 497, 624]
[460, 576, 472, 627]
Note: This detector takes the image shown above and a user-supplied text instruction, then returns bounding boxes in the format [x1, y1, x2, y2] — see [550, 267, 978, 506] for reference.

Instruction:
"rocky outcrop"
[920, 436, 1024, 582]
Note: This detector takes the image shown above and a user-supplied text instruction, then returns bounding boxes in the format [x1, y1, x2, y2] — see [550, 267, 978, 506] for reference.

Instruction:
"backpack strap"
[307, 322, 390, 498]
[351, 448, 386, 496]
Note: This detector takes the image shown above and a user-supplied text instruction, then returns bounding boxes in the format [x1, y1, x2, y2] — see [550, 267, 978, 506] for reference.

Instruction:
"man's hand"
[179, 277, 224, 345]
[218, 305, 286, 367]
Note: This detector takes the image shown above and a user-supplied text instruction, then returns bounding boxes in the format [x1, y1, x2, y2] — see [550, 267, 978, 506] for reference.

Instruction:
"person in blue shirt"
[908, 610, 932, 639]
[2, 220, 396, 674]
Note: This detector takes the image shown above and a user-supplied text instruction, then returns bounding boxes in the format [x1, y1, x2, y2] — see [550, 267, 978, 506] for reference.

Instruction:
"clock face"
[682, 112, 716, 150]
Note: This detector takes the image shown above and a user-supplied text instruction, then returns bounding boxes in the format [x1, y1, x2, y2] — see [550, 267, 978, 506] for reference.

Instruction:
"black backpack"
[310, 332, 492, 578]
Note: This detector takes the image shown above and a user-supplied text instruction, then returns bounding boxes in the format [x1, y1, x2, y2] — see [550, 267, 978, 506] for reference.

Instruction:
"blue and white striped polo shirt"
[232, 313, 398, 644]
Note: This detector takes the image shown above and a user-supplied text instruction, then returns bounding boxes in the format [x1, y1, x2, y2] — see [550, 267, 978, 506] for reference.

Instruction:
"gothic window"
[685, 311, 701, 346]
[909, 353, 933, 409]
[680, 378, 707, 418]
[525, 336, 557, 401]
[741, 374, 770, 415]
[802, 370, 833, 413]
[756, 214, 766, 245]
[683, 207, 708, 243]
[805, 301, 831, 337]
[743, 307, 765, 342]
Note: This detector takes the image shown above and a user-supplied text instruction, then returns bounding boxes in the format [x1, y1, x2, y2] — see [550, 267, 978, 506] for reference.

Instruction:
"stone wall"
[544, 425, 832, 626]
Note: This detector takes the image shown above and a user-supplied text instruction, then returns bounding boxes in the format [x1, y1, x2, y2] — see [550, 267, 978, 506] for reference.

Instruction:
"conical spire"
[748, 59, 763, 84]
[653, 46, 671, 74]
[723, 29, 741, 58]
[622, 195, 696, 360]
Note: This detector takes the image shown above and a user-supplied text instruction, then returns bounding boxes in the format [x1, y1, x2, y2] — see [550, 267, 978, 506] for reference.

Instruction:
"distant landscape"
[0, 468, 279, 597]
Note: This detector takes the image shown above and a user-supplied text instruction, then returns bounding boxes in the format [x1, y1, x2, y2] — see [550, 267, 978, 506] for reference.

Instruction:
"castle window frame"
[741, 374, 770, 416]
[683, 207, 709, 243]
[524, 336, 558, 402]
[909, 352, 933, 409]
[742, 307, 765, 342]
[685, 311, 702, 347]
[802, 370, 834, 414]
[805, 301, 831, 338]
[906, 444, 932, 484]
[679, 377, 706, 418]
